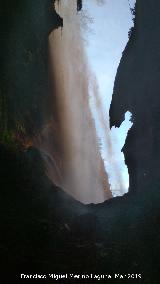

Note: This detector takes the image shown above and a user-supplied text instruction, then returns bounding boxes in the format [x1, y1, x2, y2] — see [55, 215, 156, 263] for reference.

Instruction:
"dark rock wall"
[0, 0, 62, 136]
[110, 0, 160, 193]
[1, 1, 160, 282]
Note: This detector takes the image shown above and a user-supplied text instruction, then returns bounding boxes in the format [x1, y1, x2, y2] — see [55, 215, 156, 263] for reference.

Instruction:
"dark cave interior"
[0, 0, 160, 282]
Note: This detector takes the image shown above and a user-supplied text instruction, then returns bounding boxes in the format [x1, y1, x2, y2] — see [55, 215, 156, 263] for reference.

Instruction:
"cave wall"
[1, 1, 160, 281]
[0, 0, 62, 139]
[110, 0, 160, 193]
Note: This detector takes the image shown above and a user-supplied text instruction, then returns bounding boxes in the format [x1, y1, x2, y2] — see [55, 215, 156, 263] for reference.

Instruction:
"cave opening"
[84, 0, 135, 198]
[39, 0, 135, 204]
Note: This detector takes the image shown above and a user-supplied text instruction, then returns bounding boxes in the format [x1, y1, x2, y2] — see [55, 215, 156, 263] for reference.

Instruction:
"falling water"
[47, 0, 112, 204]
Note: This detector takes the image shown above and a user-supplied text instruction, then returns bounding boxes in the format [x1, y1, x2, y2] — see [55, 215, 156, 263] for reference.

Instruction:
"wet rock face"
[110, 0, 160, 192]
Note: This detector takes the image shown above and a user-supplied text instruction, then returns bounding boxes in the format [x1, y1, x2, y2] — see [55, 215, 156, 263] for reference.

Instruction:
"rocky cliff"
[0, 0, 62, 140]
[110, 0, 160, 193]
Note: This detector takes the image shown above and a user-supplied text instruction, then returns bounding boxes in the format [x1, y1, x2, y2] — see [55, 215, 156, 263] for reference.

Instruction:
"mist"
[43, 0, 114, 204]
[89, 74, 125, 193]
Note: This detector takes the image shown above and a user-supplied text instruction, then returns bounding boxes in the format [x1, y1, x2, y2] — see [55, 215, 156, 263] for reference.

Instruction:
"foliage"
[79, 9, 94, 34]
[128, 26, 134, 39]
[131, 6, 136, 23]
[128, 4, 136, 39]
[94, 0, 106, 6]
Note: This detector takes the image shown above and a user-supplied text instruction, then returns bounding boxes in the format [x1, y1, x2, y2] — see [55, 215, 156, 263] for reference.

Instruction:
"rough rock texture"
[0, 144, 92, 277]
[110, 0, 160, 193]
[0, 0, 63, 137]
[1, 1, 160, 283]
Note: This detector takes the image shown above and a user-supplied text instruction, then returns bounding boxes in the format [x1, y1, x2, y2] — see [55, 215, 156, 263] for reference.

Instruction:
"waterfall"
[46, 0, 112, 204]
